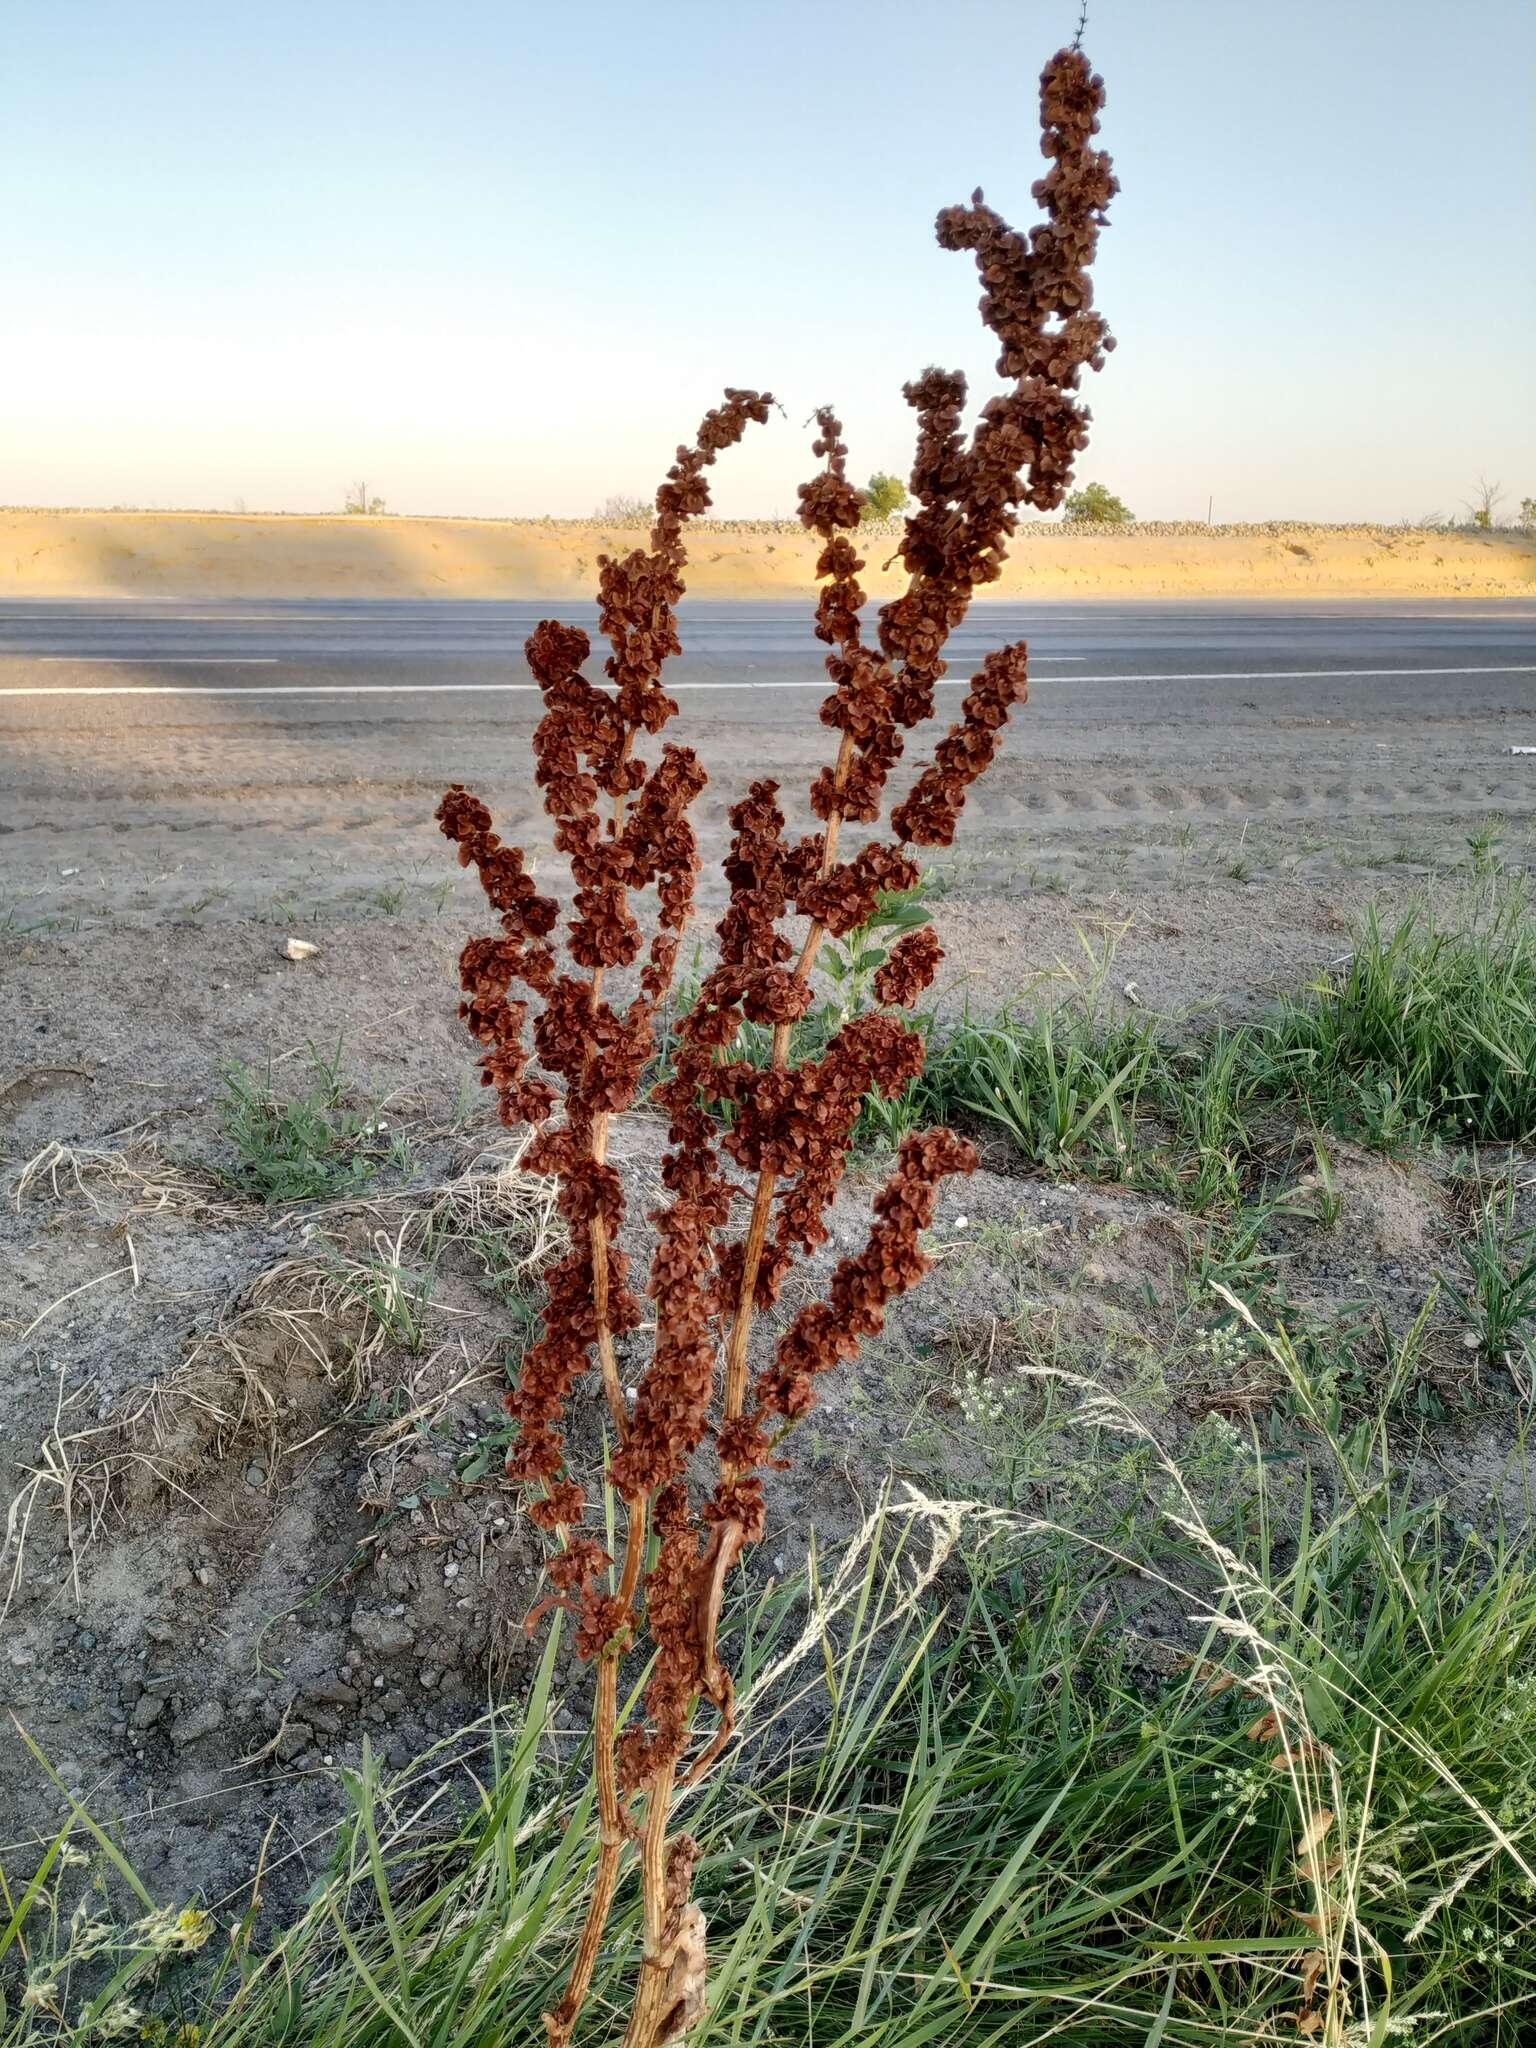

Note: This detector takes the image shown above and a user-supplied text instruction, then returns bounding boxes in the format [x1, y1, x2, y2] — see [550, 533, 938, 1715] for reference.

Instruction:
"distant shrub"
[1064, 480, 1133, 523]
[593, 492, 653, 526]
[1462, 476, 1503, 530]
[859, 472, 910, 522]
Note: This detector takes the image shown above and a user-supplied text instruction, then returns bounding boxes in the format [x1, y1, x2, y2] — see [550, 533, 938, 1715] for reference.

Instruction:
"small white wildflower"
[22, 1975, 59, 2010]
[1209, 1761, 1270, 1826]
[1194, 1323, 1251, 1373]
[955, 1366, 1006, 1431]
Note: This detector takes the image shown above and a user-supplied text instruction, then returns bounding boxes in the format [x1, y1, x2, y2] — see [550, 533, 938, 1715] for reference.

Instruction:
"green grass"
[215, 1043, 410, 1204]
[1441, 1172, 1536, 1371]
[9, 1329, 1536, 2046]
[1255, 894, 1536, 1144]
[928, 1005, 1155, 1173]
[337, 1238, 436, 1357]
[907, 890, 1536, 1201]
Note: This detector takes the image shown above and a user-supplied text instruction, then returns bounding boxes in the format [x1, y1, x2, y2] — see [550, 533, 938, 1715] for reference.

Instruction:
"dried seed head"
[435, 44, 1115, 1825]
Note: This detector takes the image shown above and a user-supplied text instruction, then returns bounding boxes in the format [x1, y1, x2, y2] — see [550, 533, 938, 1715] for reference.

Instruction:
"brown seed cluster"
[438, 389, 773, 1553]
[435, 46, 1115, 2048]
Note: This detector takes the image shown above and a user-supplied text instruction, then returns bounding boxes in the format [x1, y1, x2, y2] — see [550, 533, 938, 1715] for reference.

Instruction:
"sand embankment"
[2, 509, 1532, 600]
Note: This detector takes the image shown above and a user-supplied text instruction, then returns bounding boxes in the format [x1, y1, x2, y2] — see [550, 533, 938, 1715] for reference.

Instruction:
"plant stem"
[545, 1657, 623, 2048]
[620, 1759, 679, 2048]
[555, 752, 653, 2044]
[546, 1492, 650, 2046]
[589, 1117, 628, 1438]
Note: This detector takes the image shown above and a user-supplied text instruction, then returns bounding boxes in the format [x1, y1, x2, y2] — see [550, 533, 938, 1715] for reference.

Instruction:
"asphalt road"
[4, 596, 1535, 935]
[2, 595, 1534, 707]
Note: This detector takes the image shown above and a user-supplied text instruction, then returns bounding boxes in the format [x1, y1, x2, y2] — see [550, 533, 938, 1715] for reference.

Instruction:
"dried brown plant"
[435, 44, 1116, 2046]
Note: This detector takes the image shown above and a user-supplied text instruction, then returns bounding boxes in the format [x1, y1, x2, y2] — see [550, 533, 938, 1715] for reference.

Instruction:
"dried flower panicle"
[438, 389, 773, 1577]
[756, 1128, 977, 1424]
[435, 46, 1115, 2048]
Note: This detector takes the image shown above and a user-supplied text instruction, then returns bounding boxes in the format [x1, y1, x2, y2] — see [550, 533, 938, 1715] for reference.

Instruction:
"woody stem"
[546, 1491, 649, 2045]
[620, 1759, 679, 2048]
[546, 1657, 623, 2047]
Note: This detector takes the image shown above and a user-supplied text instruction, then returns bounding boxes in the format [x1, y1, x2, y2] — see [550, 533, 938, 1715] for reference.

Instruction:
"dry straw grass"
[1, 1140, 559, 1618]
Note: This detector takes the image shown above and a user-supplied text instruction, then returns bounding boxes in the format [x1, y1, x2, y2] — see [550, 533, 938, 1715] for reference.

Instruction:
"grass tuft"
[1257, 892, 1536, 1143]
[215, 1043, 410, 1204]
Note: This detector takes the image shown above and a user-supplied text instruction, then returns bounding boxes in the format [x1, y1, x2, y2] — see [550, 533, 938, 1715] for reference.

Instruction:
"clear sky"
[5, 0, 1532, 524]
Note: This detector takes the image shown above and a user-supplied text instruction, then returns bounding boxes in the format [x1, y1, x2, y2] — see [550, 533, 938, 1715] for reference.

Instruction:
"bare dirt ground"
[4, 630, 1536, 1920]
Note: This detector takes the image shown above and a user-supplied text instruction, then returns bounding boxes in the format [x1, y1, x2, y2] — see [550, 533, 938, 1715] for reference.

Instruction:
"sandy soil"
[3, 508, 1533, 600]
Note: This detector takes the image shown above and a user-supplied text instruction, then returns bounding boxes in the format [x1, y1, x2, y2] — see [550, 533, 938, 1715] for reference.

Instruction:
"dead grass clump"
[1, 1149, 559, 1618]
[2, 1372, 117, 1621]
[12, 1137, 242, 1223]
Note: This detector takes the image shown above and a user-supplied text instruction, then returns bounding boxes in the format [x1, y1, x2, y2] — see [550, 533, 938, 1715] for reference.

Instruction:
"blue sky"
[4, 0, 1532, 522]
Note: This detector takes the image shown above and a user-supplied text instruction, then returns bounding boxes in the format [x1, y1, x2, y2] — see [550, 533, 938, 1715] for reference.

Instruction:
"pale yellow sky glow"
[6, 0, 1532, 525]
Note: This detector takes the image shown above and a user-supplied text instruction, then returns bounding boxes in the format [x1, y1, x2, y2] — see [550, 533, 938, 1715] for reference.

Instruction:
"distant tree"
[344, 480, 387, 515]
[859, 472, 910, 522]
[1520, 495, 1536, 529]
[593, 493, 654, 526]
[1462, 477, 1504, 530]
[1063, 481, 1133, 523]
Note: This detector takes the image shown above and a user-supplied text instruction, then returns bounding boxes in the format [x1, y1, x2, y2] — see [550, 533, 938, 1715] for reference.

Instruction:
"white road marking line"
[160, 613, 387, 622]
[18, 651, 1081, 665]
[37, 656, 280, 666]
[3, 661, 1534, 702]
[18, 651, 1081, 667]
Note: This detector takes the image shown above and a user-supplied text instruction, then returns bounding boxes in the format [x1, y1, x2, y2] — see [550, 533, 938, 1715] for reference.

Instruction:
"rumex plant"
[436, 44, 1116, 2047]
